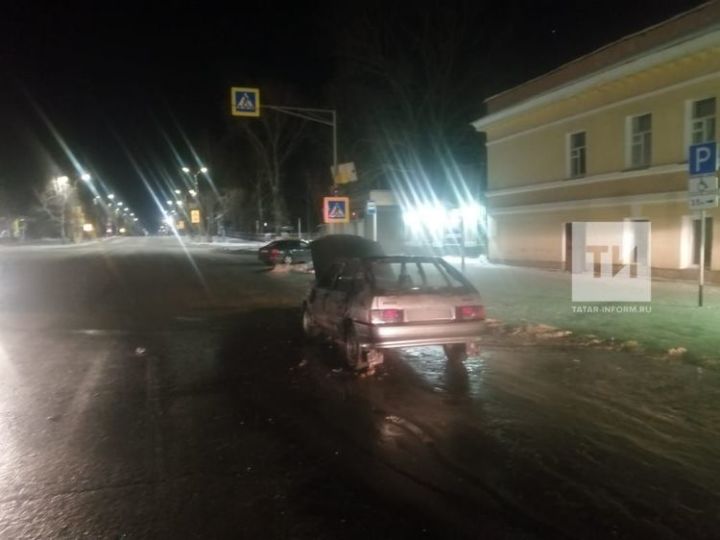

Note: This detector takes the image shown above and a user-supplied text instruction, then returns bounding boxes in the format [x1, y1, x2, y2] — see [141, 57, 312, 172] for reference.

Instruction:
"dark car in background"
[258, 239, 311, 266]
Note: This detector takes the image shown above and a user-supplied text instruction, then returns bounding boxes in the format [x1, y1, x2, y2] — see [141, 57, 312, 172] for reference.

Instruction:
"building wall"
[487, 75, 720, 191]
[490, 202, 720, 271]
[480, 30, 720, 276]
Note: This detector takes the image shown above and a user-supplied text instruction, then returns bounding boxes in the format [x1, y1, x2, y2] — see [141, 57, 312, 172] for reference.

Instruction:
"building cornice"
[487, 163, 686, 198]
[490, 191, 688, 216]
[472, 29, 720, 132]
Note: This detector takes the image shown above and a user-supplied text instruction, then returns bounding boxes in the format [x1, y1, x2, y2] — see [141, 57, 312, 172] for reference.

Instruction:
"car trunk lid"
[373, 293, 479, 323]
[310, 235, 384, 284]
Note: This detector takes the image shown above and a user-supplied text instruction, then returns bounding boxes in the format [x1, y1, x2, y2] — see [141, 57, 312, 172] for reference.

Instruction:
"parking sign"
[689, 142, 717, 176]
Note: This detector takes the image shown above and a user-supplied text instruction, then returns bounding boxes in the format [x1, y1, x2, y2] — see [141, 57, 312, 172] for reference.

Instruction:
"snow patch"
[667, 347, 688, 358]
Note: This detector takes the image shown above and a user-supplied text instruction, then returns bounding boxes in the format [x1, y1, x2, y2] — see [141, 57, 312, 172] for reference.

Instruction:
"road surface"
[1, 237, 719, 539]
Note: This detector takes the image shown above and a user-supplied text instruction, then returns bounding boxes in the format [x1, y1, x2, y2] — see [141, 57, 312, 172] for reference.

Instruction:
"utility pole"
[231, 88, 339, 233]
[699, 210, 706, 306]
[262, 104, 338, 180]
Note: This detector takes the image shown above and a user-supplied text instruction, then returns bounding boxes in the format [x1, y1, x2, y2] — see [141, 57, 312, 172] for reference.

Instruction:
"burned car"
[302, 235, 486, 370]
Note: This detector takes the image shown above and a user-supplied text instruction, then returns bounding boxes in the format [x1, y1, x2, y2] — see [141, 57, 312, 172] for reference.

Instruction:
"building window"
[691, 97, 716, 144]
[692, 217, 713, 267]
[569, 131, 586, 177]
[629, 113, 652, 168]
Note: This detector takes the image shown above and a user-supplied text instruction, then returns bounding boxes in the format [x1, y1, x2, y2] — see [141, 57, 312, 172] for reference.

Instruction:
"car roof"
[310, 235, 384, 283]
[266, 239, 306, 246]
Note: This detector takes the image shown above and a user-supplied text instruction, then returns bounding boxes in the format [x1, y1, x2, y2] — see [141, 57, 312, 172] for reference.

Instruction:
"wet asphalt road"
[1, 237, 719, 539]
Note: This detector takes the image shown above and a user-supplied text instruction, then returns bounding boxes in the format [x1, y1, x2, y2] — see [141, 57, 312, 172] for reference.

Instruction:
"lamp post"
[51, 172, 94, 242]
[50, 176, 70, 241]
[181, 166, 209, 240]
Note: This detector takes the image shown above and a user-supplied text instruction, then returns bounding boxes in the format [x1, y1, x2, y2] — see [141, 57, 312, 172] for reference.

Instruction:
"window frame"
[626, 112, 653, 169]
[691, 97, 716, 145]
[567, 130, 587, 178]
[685, 97, 717, 155]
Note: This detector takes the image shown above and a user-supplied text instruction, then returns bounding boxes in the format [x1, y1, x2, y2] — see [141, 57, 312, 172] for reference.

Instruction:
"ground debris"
[621, 340, 640, 351]
[667, 346, 688, 358]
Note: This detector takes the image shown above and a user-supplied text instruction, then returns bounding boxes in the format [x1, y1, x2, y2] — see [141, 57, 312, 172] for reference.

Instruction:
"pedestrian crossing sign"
[231, 87, 261, 117]
[323, 197, 350, 224]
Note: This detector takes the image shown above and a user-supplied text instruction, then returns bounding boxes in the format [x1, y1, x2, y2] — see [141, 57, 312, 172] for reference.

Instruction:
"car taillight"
[455, 305, 485, 320]
[371, 309, 404, 324]
[270, 248, 280, 257]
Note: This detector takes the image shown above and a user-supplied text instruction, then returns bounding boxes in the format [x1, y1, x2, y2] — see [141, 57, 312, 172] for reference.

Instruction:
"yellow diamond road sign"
[231, 87, 261, 117]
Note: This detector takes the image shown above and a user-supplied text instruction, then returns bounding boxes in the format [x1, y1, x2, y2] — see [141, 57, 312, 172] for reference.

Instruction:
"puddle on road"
[397, 346, 491, 400]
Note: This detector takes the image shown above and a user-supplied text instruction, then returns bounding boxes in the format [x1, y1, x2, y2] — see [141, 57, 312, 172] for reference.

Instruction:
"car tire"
[344, 324, 365, 371]
[443, 343, 467, 363]
[283, 254, 293, 265]
[302, 306, 320, 339]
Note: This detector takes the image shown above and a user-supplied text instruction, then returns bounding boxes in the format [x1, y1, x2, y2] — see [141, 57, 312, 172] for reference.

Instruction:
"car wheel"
[443, 344, 467, 363]
[344, 324, 365, 370]
[283, 254, 293, 265]
[302, 306, 320, 338]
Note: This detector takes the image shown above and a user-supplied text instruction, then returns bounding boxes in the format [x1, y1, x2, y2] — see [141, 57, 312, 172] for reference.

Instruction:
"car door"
[296, 241, 311, 262]
[323, 260, 361, 337]
[310, 262, 343, 330]
[289, 240, 309, 262]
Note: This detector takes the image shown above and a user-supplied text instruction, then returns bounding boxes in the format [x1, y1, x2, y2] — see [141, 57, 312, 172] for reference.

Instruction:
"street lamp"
[181, 166, 210, 240]
[108, 194, 115, 200]
[80, 173, 92, 182]
[53, 175, 70, 193]
[181, 166, 209, 181]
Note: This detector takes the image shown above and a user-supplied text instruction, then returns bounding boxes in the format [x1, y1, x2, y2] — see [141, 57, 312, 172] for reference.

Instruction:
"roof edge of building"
[473, 1, 720, 130]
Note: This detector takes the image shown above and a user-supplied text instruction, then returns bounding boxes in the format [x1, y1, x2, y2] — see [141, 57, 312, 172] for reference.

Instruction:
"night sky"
[0, 0, 706, 228]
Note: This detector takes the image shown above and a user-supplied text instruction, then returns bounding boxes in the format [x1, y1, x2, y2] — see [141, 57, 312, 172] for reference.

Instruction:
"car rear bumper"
[355, 320, 485, 349]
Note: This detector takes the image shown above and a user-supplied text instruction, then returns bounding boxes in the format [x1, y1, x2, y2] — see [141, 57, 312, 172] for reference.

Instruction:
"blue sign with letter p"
[689, 142, 717, 176]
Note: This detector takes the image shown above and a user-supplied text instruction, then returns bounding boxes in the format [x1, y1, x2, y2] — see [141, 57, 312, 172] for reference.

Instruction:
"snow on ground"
[442, 254, 494, 267]
[456, 262, 720, 366]
[192, 236, 267, 251]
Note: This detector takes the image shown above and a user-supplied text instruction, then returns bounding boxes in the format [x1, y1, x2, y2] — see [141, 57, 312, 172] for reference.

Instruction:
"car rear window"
[369, 260, 467, 293]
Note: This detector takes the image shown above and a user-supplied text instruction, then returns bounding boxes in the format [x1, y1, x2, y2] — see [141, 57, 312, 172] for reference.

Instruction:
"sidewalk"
[191, 236, 266, 251]
[453, 258, 720, 365]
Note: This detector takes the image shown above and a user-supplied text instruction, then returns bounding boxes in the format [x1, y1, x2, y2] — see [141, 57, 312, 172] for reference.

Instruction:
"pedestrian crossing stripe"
[236, 93, 255, 111]
[328, 202, 345, 218]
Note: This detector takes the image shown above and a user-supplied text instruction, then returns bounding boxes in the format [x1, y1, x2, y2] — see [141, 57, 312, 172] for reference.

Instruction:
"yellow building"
[472, 2, 720, 280]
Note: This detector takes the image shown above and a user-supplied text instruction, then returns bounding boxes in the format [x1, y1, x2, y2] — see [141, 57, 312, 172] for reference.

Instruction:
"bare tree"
[36, 182, 76, 241]
[239, 112, 306, 232]
[215, 186, 248, 234]
[331, 2, 487, 201]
